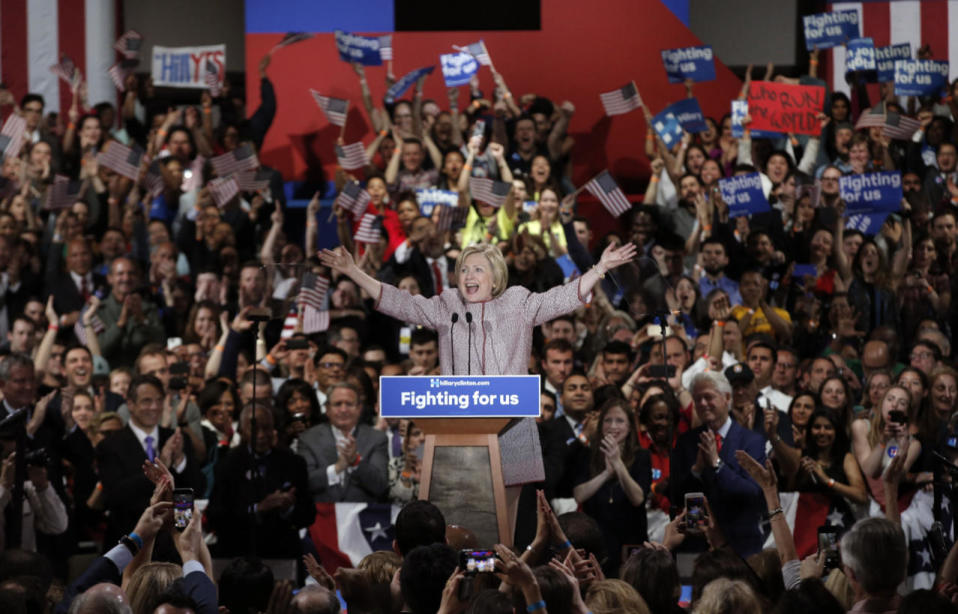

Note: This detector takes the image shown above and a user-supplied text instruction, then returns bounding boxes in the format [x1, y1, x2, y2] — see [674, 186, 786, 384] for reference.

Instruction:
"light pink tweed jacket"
[376, 279, 589, 375]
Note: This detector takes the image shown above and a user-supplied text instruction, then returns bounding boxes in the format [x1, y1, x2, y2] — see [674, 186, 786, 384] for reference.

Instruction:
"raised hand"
[318, 247, 356, 275]
[597, 242, 637, 273]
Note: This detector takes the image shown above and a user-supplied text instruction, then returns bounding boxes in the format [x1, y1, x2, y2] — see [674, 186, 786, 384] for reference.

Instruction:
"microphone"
[465, 312, 473, 375]
[450, 313, 459, 374]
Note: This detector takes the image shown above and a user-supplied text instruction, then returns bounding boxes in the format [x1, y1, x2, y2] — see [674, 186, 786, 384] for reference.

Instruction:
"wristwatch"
[713, 458, 723, 472]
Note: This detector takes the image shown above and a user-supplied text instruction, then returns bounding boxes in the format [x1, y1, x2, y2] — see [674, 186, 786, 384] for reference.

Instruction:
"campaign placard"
[440, 52, 478, 87]
[665, 98, 708, 133]
[385, 66, 435, 104]
[334, 30, 383, 66]
[731, 100, 781, 139]
[875, 43, 910, 82]
[415, 188, 458, 218]
[839, 171, 902, 212]
[846, 211, 894, 235]
[718, 173, 770, 218]
[651, 110, 684, 147]
[379, 375, 541, 418]
[747, 81, 825, 136]
[894, 59, 949, 97]
[151, 44, 225, 89]
[845, 38, 876, 76]
[661, 45, 715, 83]
[803, 10, 860, 50]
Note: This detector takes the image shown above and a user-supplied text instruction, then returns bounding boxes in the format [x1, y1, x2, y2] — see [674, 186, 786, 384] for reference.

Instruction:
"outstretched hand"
[597, 242, 637, 274]
[318, 247, 356, 275]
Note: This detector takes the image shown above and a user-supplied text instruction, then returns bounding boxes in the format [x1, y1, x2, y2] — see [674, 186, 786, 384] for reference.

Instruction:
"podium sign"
[379, 375, 540, 419]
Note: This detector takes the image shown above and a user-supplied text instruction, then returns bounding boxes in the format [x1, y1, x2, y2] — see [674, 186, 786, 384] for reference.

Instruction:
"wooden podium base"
[416, 418, 515, 547]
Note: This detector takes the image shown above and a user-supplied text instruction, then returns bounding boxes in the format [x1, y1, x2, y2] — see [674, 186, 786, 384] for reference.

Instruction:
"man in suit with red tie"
[670, 369, 766, 557]
[96, 375, 202, 550]
[45, 238, 104, 328]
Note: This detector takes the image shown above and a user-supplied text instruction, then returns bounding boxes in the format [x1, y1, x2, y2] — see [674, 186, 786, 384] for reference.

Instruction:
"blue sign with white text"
[876, 43, 910, 82]
[894, 59, 949, 97]
[803, 10, 860, 50]
[334, 30, 383, 66]
[718, 173, 770, 218]
[379, 375, 541, 418]
[839, 171, 902, 212]
[415, 188, 458, 217]
[440, 52, 478, 87]
[845, 38, 876, 75]
[661, 45, 715, 83]
[651, 110, 683, 147]
[666, 98, 708, 133]
[846, 211, 894, 235]
[385, 66, 435, 104]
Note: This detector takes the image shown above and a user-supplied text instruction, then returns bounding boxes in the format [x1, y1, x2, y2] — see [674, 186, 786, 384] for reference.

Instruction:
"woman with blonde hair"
[585, 579, 650, 614]
[692, 578, 761, 614]
[126, 562, 182, 614]
[321, 240, 635, 375]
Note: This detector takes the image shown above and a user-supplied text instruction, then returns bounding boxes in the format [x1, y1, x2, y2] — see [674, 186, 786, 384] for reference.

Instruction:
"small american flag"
[107, 59, 139, 92]
[453, 40, 491, 66]
[211, 144, 259, 177]
[310, 90, 349, 127]
[237, 169, 271, 192]
[208, 176, 240, 207]
[281, 304, 298, 339]
[50, 55, 81, 87]
[302, 305, 330, 334]
[470, 177, 511, 208]
[855, 105, 885, 130]
[113, 30, 143, 59]
[44, 175, 84, 210]
[336, 181, 371, 217]
[274, 31, 314, 50]
[882, 112, 921, 141]
[181, 155, 206, 193]
[354, 213, 382, 244]
[335, 142, 368, 170]
[298, 272, 329, 311]
[378, 35, 393, 61]
[74, 308, 105, 345]
[97, 141, 144, 180]
[144, 159, 165, 197]
[204, 59, 222, 97]
[434, 204, 456, 232]
[584, 170, 631, 217]
[0, 113, 27, 161]
[600, 82, 642, 117]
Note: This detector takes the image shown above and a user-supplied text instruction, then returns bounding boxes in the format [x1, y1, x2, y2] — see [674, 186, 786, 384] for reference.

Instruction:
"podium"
[380, 376, 543, 548]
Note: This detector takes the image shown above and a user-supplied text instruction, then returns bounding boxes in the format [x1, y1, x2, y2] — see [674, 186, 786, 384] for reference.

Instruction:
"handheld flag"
[600, 82, 641, 116]
[584, 171, 631, 217]
[310, 90, 349, 127]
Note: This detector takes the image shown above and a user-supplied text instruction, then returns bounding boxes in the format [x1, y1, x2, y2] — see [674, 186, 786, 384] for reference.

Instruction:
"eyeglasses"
[319, 362, 344, 369]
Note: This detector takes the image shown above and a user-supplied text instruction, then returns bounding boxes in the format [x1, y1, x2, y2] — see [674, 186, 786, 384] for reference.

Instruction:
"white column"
[85, 0, 116, 107]
[27, 0, 59, 113]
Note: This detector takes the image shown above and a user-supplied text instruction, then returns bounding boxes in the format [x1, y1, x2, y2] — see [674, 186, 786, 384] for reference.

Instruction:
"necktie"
[144, 435, 156, 462]
[431, 261, 443, 293]
[574, 422, 588, 445]
[80, 277, 90, 302]
[714, 433, 723, 453]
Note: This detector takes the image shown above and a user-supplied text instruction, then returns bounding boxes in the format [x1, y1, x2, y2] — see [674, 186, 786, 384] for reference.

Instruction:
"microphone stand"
[465, 312, 473, 375]
[450, 313, 459, 374]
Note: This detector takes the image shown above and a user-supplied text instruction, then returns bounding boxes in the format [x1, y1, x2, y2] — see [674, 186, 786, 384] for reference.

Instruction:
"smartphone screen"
[685, 492, 707, 531]
[818, 528, 840, 567]
[460, 549, 497, 574]
[173, 488, 194, 530]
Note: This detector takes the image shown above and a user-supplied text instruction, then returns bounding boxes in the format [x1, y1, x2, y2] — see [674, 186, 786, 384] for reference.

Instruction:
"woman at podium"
[319, 241, 635, 375]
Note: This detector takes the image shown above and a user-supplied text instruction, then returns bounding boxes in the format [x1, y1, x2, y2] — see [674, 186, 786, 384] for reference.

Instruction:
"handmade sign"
[151, 44, 225, 89]
[746, 81, 825, 136]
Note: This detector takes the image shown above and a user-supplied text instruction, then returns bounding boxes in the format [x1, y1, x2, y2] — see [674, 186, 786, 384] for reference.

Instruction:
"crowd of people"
[1, 21, 958, 614]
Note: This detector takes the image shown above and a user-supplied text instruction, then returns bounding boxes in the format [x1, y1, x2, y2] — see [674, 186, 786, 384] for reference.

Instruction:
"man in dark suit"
[207, 403, 315, 558]
[378, 216, 448, 298]
[96, 374, 202, 548]
[298, 382, 388, 503]
[45, 238, 105, 328]
[671, 370, 767, 557]
[543, 372, 593, 500]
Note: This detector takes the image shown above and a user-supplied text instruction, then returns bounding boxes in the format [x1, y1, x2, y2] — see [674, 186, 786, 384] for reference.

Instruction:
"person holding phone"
[389, 420, 425, 503]
[573, 398, 651, 571]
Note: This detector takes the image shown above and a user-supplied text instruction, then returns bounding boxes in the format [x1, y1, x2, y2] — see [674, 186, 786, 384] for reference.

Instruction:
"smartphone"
[685, 492, 708, 532]
[460, 549, 498, 574]
[888, 410, 908, 425]
[818, 527, 840, 570]
[647, 324, 663, 337]
[169, 362, 189, 391]
[471, 119, 485, 141]
[648, 364, 676, 379]
[286, 338, 309, 350]
[173, 488, 194, 530]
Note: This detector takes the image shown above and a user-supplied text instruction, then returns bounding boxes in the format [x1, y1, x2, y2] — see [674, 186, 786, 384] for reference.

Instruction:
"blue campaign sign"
[661, 45, 715, 83]
[845, 38, 875, 75]
[554, 254, 580, 281]
[730, 100, 781, 140]
[415, 188, 458, 217]
[334, 30, 383, 66]
[440, 52, 478, 87]
[379, 375, 541, 419]
[666, 98, 708, 133]
[385, 66, 435, 104]
[894, 59, 949, 97]
[718, 173, 770, 218]
[839, 171, 902, 212]
[846, 211, 894, 236]
[803, 10, 860, 50]
[875, 43, 910, 82]
[651, 110, 683, 147]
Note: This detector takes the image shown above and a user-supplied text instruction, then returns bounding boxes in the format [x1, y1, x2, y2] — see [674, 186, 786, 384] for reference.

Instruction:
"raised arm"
[576, 242, 637, 300]
[352, 63, 382, 132]
[548, 102, 574, 161]
[384, 130, 403, 185]
[318, 247, 382, 302]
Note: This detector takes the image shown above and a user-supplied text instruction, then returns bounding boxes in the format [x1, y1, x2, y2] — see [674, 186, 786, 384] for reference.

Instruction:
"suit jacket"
[47, 271, 106, 316]
[542, 417, 588, 500]
[96, 293, 167, 368]
[54, 553, 121, 614]
[206, 445, 315, 558]
[297, 423, 388, 503]
[96, 425, 203, 546]
[670, 420, 767, 557]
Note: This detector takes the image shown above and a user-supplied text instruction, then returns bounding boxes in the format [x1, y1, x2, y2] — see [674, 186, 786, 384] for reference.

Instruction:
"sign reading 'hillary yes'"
[151, 44, 225, 89]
